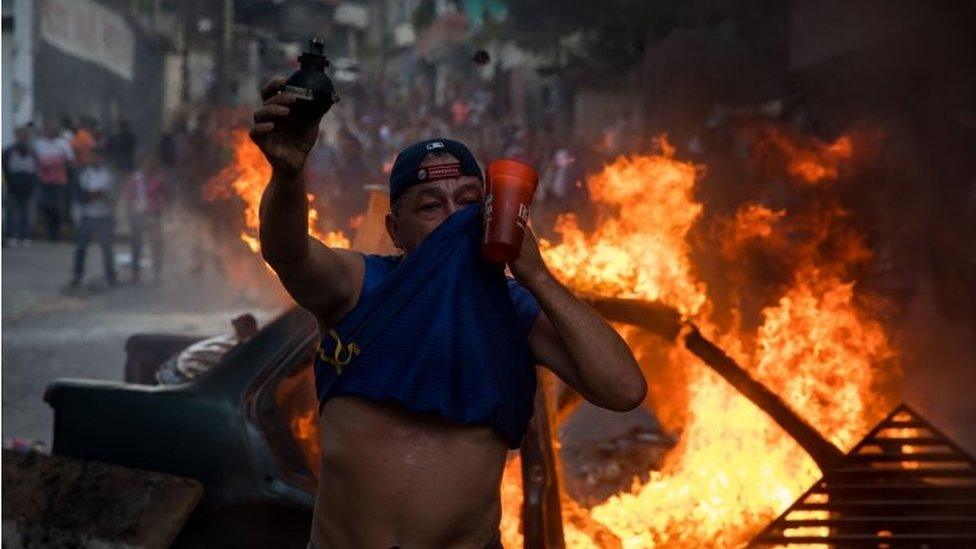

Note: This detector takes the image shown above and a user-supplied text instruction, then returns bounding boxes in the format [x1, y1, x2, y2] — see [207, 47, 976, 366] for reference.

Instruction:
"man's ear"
[385, 212, 401, 249]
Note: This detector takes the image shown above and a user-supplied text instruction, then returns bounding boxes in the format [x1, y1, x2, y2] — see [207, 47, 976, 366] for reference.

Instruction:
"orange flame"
[214, 124, 897, 547]
[746, 124, 861, 185]
[530, 133, 895, 547]
[275, 363, 323, 480]
[787, 135, 853, 183]
[719, 204, 786, 258]
[541, 138, 707, 316]
[205, 129, 350, 253]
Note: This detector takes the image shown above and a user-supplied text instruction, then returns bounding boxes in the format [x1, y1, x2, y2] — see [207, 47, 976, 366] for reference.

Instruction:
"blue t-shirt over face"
[314, 205, 542, 448]
[360, 254, 542, 333]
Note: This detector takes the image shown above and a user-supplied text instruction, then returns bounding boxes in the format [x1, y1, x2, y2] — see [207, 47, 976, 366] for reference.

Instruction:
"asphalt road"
[1, 239, 281, 448]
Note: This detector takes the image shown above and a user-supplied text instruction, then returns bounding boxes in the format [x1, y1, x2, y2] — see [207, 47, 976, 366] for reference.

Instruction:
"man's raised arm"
[251, 77, 363, 325]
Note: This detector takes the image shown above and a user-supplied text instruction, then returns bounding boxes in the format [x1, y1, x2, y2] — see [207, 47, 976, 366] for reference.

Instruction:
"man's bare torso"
[312, 396, 508, 548]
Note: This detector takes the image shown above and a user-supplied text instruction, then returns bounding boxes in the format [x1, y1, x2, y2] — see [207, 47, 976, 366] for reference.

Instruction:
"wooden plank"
[849, 452, 969, 462]
[867, 437, 951, 446]
[2, 450, 203, 549]
[811, 483, 976, 492]
[884, 420, 931, 429]
[794, 500, 976, 512]
[829, 467, 976, 478]
[754, 534, 976, 544]
[782, 516, 976, 526]
[809, 485, 976, 502]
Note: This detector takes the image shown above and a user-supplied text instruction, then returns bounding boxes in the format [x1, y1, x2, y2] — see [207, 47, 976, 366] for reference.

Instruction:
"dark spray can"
[283, 38, 339, 128]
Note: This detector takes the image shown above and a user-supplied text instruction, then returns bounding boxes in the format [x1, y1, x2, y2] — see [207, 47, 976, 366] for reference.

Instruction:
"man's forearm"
[259, 169, 309, 266]
[522, 271, 647, 410]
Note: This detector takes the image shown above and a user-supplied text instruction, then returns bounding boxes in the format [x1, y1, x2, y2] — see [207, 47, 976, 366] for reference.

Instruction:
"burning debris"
[208, 120, 902, 547]
[204, 129, 350, 254]
[741, 122, 885, 187]
[541, 138, 706, 317]
[532, 131, 898, 547]
[748, 125, 855, 185]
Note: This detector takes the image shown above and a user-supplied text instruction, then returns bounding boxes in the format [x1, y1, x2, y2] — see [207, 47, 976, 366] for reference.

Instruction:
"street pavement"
[1, 239, 282, 448]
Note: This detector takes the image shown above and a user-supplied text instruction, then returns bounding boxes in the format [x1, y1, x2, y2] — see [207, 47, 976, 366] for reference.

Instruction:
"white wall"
[2, 0, 34, 147]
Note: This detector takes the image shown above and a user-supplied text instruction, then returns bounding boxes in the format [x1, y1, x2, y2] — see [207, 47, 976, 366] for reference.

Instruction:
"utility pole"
[217, 0, 235, 104]
[181, 0, 191, 103]
[378, 0, 388, 88]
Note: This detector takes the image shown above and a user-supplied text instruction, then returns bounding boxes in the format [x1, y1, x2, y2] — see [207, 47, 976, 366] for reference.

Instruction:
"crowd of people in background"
[1, 115, 169, 290]
[290, 72, 639, 240]
[1, 68, 642, 295]
[4, 70, 972, 337]
[123, 68, 641, 290]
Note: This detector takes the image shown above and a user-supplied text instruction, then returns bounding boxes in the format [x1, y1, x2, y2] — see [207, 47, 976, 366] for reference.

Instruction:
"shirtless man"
[252, 77, 646, 548]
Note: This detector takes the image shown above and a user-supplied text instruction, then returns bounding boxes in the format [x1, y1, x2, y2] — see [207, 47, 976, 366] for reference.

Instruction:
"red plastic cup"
[483, 159, 538, 263]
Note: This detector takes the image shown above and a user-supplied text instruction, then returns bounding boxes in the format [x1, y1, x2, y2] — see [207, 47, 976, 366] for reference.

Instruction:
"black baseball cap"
[389, 138, 483, 203]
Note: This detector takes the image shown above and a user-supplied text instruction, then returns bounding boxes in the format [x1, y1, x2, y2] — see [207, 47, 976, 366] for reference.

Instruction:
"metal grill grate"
[749, 403, 976, 547]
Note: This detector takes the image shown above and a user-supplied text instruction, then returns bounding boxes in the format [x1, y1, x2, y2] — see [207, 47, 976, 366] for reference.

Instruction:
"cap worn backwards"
[389, 138, 483, 203]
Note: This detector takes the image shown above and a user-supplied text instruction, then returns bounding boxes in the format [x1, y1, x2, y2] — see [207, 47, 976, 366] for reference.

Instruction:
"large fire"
[541, 138, 707, 316]
[214, 125, 896, 547]
[531, 133, 896, 547]
[205, 129, 350, 253]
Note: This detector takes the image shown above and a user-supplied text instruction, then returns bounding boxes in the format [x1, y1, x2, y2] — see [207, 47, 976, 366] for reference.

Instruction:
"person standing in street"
[34, 120, 75, 241]
[70, 148, 117, 288]
[3, 125, 39, 246]
[69, 117, 97, 228]
[124, 154, 168, 283]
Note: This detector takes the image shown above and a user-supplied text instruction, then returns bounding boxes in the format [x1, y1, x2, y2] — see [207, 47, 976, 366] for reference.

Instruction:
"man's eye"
[420, 202, 441, 211]
[459, 196, 481, 205]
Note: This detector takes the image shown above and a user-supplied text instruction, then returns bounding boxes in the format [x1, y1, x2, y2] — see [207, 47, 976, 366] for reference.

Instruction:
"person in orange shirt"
[71, 118, 97, 169]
